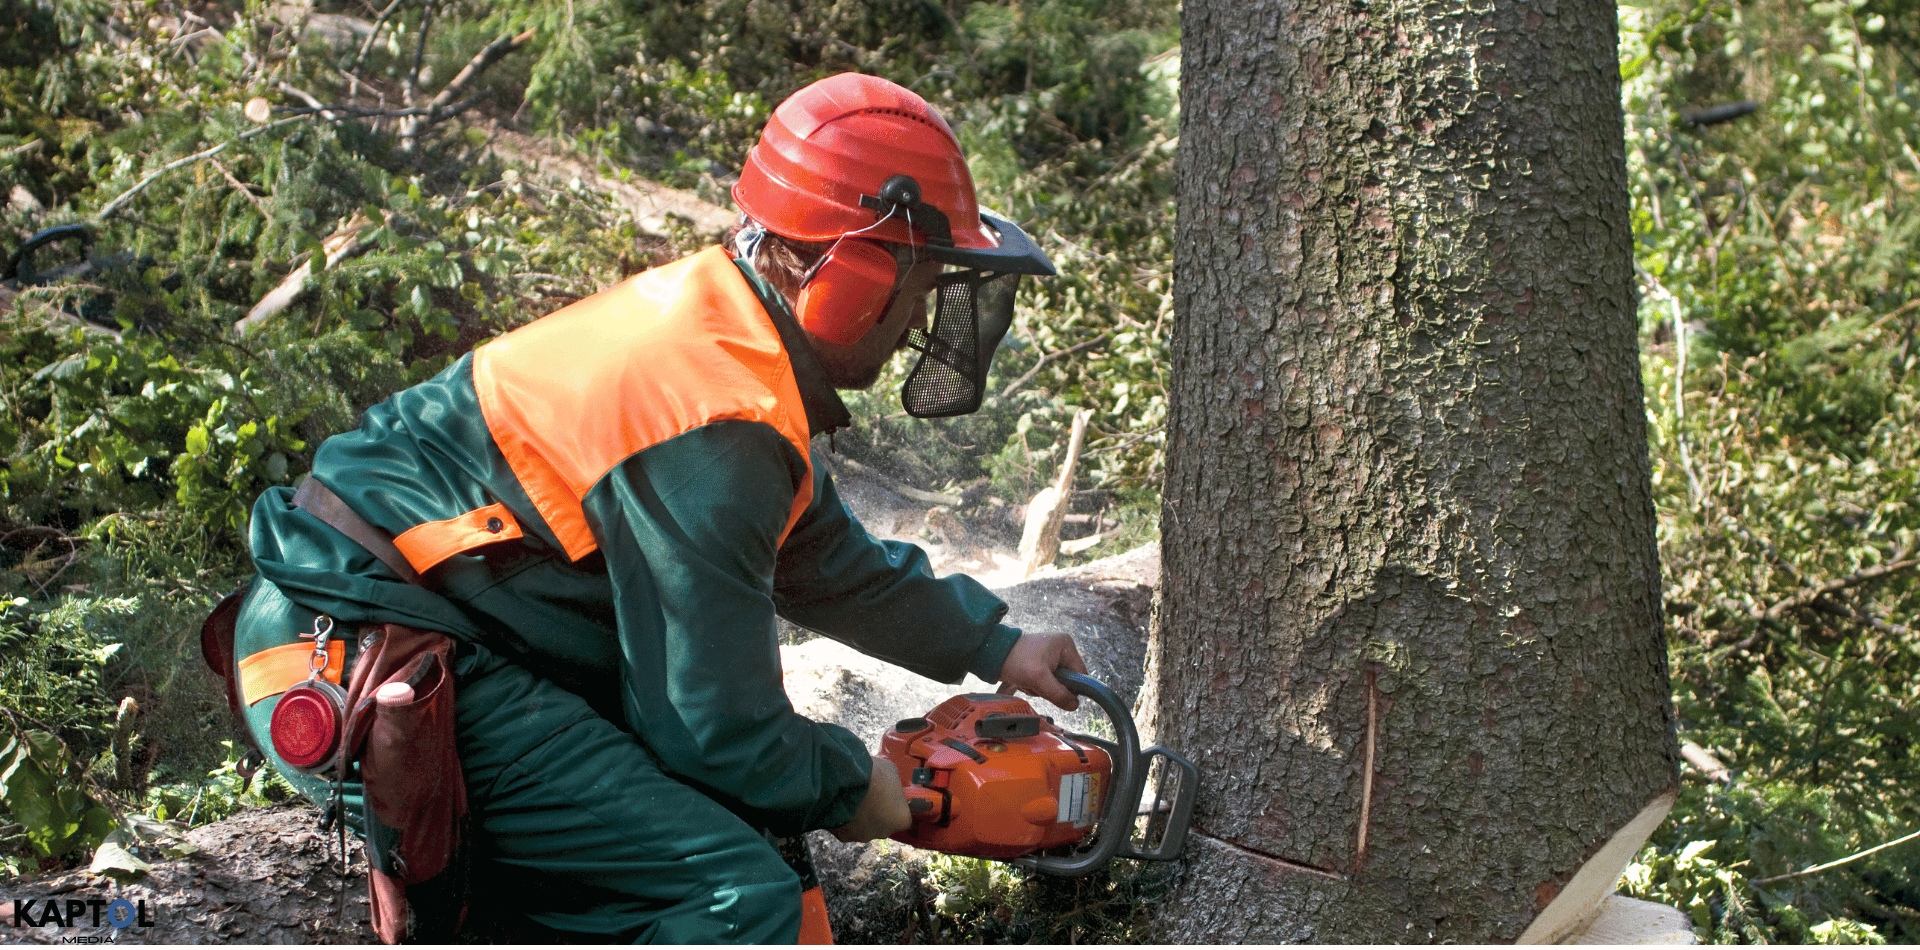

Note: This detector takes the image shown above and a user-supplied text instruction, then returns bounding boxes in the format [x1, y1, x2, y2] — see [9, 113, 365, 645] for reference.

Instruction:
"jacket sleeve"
[579, 421, 872, 835]
[772, 446, 1021, 685]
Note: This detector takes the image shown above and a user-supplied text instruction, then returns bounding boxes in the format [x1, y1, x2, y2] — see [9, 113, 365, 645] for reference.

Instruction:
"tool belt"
[200, 476, 469, 944]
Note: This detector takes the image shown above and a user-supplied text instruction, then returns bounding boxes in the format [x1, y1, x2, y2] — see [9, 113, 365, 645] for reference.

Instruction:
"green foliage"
[0, 727, 117, 875]
[0, 0, 641, 881]
[916, 852, 1173, 944]
[0, 593, 122, 874]
[0, 595, 124, 746]
[142, 740, 295, 829]
[1625, 0, 1920, 939]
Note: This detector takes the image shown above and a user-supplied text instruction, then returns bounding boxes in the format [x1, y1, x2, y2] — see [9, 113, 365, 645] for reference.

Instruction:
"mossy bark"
[1146, 0, 1680, 940]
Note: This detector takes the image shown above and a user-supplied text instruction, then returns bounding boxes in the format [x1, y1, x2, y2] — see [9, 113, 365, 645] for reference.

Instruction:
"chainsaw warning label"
[1059, 771, 1101, 827]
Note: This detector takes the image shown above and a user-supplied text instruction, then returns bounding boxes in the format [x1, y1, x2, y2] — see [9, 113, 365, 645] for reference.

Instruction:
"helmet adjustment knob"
[876, 174, 921, 208]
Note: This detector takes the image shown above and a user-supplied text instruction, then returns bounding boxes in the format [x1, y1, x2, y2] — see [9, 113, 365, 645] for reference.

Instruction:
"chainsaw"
[878, 669, 1199, 876]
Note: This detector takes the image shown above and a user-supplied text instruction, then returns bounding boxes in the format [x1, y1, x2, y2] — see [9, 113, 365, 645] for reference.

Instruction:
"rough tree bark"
[1143, 0, 1680, 942]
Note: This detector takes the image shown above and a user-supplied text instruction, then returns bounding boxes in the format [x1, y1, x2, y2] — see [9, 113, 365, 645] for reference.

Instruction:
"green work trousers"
[236, 579, 804, 943]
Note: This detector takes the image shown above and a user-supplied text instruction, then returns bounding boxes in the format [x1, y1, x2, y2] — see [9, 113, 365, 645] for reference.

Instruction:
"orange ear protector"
[792, 175, 947, 346]
[795, 238, 900, 346]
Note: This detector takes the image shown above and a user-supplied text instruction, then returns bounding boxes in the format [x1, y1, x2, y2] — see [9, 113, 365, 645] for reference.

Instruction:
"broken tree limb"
[1680, 741, 1731, 784]
[233, 212, 379, 334]
[398, 29, 537, 149]
[1060, 528, 1122, 557]
[1018, 408, 1094, 577]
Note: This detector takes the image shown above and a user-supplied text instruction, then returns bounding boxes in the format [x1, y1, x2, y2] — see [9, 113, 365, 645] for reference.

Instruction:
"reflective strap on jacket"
[393, 502, 524, 575]
[238, 640, 346, 706]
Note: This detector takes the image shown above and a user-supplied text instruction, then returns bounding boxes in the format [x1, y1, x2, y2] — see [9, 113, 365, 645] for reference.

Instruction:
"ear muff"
[796, 239, 899, 345]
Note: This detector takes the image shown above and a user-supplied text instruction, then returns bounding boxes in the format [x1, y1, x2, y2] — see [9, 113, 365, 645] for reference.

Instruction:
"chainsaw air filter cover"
[880, 692, 1113, 860]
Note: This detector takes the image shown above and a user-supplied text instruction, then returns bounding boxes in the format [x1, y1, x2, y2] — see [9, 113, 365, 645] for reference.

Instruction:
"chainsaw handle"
[1014, 668, 1142, 877]
[5, 224, 92, 283]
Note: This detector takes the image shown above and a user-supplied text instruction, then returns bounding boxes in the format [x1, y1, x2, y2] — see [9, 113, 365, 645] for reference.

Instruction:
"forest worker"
[217, 71, 1084, 942]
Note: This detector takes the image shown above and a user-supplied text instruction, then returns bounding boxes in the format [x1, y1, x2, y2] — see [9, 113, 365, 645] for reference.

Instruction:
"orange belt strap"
[238, 640, 346, 706]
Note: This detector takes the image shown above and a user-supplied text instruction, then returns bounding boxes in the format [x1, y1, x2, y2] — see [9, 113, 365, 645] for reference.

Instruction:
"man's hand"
[996, 632, 1089, 711]
[830, 758, 912, 843]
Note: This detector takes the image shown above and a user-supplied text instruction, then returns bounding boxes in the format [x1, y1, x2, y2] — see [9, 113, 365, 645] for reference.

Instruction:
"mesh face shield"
[901, 270, 1022, 418]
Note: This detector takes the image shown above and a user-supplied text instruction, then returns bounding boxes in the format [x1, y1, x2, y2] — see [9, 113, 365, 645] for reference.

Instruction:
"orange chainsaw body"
[879, 692, 1113, 860]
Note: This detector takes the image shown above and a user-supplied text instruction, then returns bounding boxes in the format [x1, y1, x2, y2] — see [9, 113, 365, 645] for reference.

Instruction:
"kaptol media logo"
[11, 897, 155, 930]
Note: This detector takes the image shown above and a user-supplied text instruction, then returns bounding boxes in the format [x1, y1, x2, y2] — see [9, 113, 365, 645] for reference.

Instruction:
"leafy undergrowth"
[1619, 0, 1920, 940]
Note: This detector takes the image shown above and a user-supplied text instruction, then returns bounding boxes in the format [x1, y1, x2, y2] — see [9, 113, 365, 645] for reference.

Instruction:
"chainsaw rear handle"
[1014, 669, 1141, 877]
[4, 224, 92, 283]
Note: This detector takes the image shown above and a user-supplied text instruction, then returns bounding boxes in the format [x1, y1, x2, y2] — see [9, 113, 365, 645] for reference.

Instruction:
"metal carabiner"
[305, 614, 335, 679]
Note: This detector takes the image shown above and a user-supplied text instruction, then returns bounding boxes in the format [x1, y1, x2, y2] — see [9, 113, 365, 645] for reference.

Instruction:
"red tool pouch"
[342, 622, 470, 944]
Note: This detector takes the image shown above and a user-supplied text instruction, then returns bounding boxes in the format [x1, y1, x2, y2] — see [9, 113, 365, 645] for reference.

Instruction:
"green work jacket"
[244, 247, 1020, 835]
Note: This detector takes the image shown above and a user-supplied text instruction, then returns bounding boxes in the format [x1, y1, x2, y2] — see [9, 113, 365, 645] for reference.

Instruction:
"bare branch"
[1753, 827, 1920, 886]
[209, 157, 270, 219]
[1759, 556, 1920, 620]
[998, 333, 1109, 401]
[276, 81, 342, 123]
[91, 115, 311, 223]
[403, 0, 437, 108]
[399, 28, 536, 149]
[353, 0, 410, 74]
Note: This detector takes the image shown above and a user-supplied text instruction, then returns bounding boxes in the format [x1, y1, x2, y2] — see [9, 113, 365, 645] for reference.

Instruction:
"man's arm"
[582, 422, 874, 836]
[771, 448, 1089, 708]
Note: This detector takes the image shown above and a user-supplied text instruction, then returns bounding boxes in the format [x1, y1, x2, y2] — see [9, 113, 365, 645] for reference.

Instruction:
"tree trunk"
[1145, 0, 1679, 942]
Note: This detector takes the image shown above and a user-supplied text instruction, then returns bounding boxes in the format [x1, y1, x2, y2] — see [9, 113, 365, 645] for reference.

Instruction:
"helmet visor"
[924, 213, 1055, 276]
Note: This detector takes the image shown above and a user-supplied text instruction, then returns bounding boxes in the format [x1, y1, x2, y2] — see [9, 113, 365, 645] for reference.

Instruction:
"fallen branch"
[208, 157, 269, 219]
[1752, 827, 1920, 886]
[399, 29, 537, 149]
[233, 212, 380, 334]
[275, 81, 341, 123]
[1059, 528, 1122, 557]
[1759, 556, 1919, 620]
[1679, 741, 1731, 784]
[91, 115, 311, 223]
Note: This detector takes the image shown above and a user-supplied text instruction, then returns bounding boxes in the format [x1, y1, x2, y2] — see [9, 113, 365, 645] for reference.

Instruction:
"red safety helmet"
[734, 73, 1053, 417]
